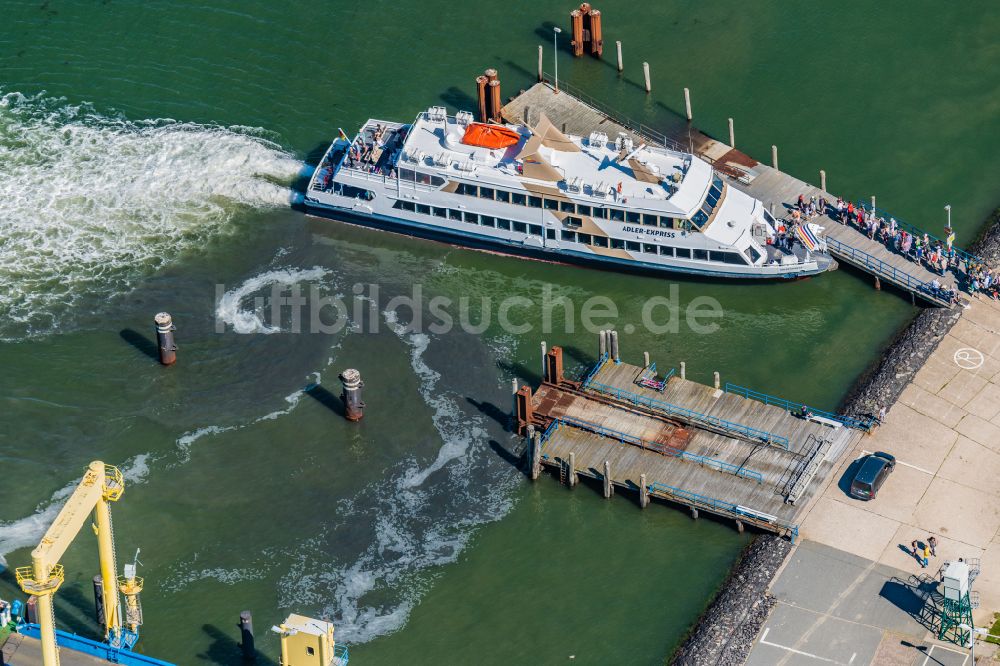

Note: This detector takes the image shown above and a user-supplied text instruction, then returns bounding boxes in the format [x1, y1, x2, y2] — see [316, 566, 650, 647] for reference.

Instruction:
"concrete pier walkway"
[502, 82, 960, 307]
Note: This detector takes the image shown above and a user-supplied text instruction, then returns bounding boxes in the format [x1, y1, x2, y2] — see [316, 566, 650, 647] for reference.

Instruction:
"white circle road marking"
[953, 347, 984, 370]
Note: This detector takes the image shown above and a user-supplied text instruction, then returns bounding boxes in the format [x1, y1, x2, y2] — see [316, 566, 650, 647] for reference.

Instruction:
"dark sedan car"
[849, 452, 896, 500]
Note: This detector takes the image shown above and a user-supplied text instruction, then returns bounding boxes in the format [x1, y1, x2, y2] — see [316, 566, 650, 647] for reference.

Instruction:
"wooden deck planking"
[502, 83, 957, 307]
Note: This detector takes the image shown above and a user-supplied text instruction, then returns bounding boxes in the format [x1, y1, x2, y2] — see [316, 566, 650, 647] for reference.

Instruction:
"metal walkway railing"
[581, 379, 790, 449]
[853, 200, 981, 267]
[544, 416, 765, 483]
[647, 483, 799, 543]
[824, 237, 950, 306]
[724, 383, 874, 431]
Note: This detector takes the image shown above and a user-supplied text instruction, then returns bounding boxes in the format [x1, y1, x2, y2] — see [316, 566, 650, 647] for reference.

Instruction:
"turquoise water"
[0, 1, 997, 664]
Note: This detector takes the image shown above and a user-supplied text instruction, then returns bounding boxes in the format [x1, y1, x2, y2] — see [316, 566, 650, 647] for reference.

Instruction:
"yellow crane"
[15, 461, 134, 666]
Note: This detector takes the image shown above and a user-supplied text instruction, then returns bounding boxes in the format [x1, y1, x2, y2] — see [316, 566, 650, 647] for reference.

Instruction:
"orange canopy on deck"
[461, 123, 521, 150]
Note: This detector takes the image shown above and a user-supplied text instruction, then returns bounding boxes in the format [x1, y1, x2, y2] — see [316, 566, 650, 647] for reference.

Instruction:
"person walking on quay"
[922, 543, 931, 568]
[928, 535, 938, 557]
[911, 540, 920, 564]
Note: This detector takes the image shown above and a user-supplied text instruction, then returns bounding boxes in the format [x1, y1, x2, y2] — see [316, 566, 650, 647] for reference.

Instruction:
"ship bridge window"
[642, 214, 658, 226]
[712, 174, 724, 190]
[659, 217, 676, 229]
[745, 246, 762, 263]
[626, 212, 641, 224]
[564, 216, 583, 229]
[479, 187, 495, 200]
[512, 193, 527, 206]
[592, 207, 608, 219]
[496, 190, 511, 203]
[528, 195, 543, 208]
[692, 210, 709, 228]
[611, 238, 626, 250]
[457, 183, 477, 196]
[560, 201, 576, 213]
[543, 199, 558, 210]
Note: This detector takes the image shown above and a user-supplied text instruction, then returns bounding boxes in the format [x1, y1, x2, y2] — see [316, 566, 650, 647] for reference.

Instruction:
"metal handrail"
[580, 353, 609, 388]
[647, 482, 799, 542]
[825, 236, 941, 298]
[724, 383, 874, 431]
[854, 200, 981, 266]
[583, 379, 790, 448]
[538, 74, 686, 154]
[556, 415, 764, 483]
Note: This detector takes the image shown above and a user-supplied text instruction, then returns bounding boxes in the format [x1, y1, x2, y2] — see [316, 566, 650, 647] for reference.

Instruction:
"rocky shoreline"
[670, 209, 1000, 666]
[669, 534, 791, 666]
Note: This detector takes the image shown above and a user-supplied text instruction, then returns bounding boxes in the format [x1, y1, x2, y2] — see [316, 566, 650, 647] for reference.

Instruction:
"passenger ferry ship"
[304, 105, 834, 279]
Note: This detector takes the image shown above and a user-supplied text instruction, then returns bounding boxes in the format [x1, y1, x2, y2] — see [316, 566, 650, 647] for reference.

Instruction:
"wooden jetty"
[518, 341, 864, 540]
[502, 82, 961, 307]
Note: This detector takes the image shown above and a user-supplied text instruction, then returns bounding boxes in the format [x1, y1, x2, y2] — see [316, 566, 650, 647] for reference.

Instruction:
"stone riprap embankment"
[669, 534, 792, 666]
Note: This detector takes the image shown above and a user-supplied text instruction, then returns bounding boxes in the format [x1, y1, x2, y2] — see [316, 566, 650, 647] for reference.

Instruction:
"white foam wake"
[0, 90, 301, 339]
[215, 267, 330, 334]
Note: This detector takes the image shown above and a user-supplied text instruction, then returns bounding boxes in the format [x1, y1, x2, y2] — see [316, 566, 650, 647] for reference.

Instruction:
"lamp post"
[959, 622, 985, 663]
[945, 204, 952, 229]
[553, 27, 562, 92]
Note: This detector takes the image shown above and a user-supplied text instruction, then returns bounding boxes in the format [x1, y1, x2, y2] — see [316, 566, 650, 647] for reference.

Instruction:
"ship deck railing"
[723, 383, 874, 432]
[580, 376, 791, 449]
[540, 415, 765, 483]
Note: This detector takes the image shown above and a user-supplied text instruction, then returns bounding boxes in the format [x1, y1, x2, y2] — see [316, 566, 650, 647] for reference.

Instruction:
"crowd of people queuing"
[790, 193, 996, 304]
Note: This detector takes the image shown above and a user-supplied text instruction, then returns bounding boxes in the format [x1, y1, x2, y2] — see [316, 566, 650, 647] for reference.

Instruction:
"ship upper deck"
[398, 106, 714, 218]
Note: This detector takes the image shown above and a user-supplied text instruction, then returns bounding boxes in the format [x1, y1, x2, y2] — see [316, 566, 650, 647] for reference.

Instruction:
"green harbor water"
[1, 1, 998, 664]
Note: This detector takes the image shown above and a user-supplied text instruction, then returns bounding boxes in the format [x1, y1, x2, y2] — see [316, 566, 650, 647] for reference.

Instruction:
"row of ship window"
[452, 182, 697, 230]
[391, 200, 753, 265]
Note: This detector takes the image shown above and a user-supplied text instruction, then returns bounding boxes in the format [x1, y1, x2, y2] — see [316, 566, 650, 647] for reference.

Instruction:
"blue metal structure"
[647, 483, 799, 543]
[583, 380, 790, 448]
[18, 624, 175, 666]
[724, 383, 874, 431]
[543, 416, 765, 483]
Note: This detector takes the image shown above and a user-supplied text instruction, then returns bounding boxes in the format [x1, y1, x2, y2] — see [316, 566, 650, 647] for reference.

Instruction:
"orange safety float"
[461, 123, 521, 150]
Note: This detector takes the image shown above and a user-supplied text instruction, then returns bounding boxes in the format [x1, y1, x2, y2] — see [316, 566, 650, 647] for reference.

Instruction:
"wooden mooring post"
[531, 430, 542, 480]
[771, 145, 779, 171]
[615, 40, 623, 72]
[568, 452, 577, 487]
[643, 62, 651, 93]
[537, 45, 543, 81]
[684, 87, 692, 121]
[639, 474, 649, 509]
[603, 460, 613, 498]
[680, 361, 686, 380]
[820, 169, 827, 192]
[728, 117, 734, 148]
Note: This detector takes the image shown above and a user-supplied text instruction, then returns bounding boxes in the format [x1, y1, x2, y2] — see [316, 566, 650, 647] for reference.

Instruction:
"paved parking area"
[746, 541, 981, 666]
[799, 297, 1000, 626]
